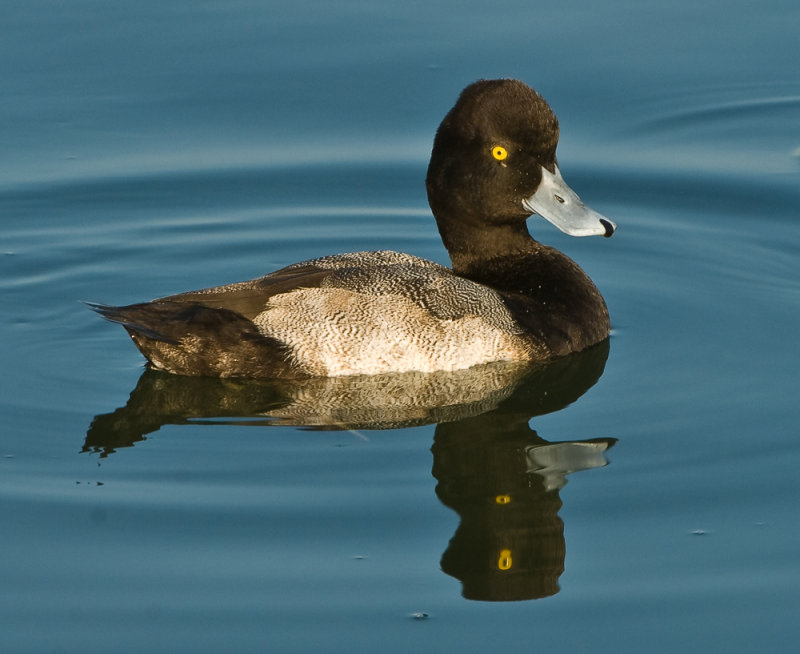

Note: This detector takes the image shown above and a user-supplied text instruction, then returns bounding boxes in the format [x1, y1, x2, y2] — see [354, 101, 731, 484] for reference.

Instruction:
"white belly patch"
[253, 288, 532, 376]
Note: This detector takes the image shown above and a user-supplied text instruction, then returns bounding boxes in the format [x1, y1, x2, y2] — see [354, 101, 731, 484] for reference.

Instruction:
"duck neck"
[438, 217, 538, 277]
[439, 213, 610, 355]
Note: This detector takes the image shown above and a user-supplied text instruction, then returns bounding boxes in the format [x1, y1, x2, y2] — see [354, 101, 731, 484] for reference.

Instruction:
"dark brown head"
[426, 79, 615, 254]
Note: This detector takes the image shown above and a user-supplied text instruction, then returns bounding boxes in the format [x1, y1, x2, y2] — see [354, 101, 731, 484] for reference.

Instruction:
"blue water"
[2, 1, 800, 652]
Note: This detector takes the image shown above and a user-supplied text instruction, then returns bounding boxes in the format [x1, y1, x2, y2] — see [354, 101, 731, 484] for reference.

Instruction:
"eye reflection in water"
[433, 411, 614, 601]
[85, 339, 615, 602]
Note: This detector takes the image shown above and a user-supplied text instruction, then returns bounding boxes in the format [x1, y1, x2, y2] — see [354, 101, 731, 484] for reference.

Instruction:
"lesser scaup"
[91, 79, 616, 378]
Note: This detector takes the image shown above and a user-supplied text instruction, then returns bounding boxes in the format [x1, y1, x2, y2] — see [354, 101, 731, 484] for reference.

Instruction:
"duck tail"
[86, 300, 302, 378]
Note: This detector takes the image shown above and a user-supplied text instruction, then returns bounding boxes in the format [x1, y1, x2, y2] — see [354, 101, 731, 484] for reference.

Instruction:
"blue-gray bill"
[523, 165, 616, 238]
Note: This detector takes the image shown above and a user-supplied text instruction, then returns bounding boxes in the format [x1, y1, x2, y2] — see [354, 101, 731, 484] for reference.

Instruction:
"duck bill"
[522, 166, 615, 237]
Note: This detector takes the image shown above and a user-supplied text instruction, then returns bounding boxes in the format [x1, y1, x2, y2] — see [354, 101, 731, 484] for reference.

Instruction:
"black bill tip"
[600, 218, 615, 238]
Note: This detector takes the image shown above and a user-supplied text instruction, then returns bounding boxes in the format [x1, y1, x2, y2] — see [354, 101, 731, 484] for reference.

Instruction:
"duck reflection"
[434, 409, 613, 601]
[86, 339, 615, 602]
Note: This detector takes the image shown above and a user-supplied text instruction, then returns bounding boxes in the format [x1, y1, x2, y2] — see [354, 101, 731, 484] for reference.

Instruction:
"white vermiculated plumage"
[244, 251, 537, 376]
[254, 286, 533, 376]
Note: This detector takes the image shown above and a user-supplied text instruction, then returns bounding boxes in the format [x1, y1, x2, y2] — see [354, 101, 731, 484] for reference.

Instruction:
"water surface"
[2, 1, 799, 653]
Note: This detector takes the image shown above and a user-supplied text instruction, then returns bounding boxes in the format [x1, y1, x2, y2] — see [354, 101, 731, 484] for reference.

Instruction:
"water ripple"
[636, 94, 800, 133]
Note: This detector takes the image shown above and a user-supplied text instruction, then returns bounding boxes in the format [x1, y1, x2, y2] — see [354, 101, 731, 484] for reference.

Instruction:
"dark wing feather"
[161, 264, 333, 320]
[86, 301, 306, 378]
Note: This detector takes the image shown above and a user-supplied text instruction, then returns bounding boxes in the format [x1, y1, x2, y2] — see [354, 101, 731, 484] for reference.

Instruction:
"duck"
[90, 79, 616, 379]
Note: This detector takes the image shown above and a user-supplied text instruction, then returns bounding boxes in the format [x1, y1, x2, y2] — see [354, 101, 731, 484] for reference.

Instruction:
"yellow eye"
[498, 548, 513, 571]
[491, 145, 508, 161]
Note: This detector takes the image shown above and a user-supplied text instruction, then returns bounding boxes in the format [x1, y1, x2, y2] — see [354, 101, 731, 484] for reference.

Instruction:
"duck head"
[426, 79, 615, 256]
